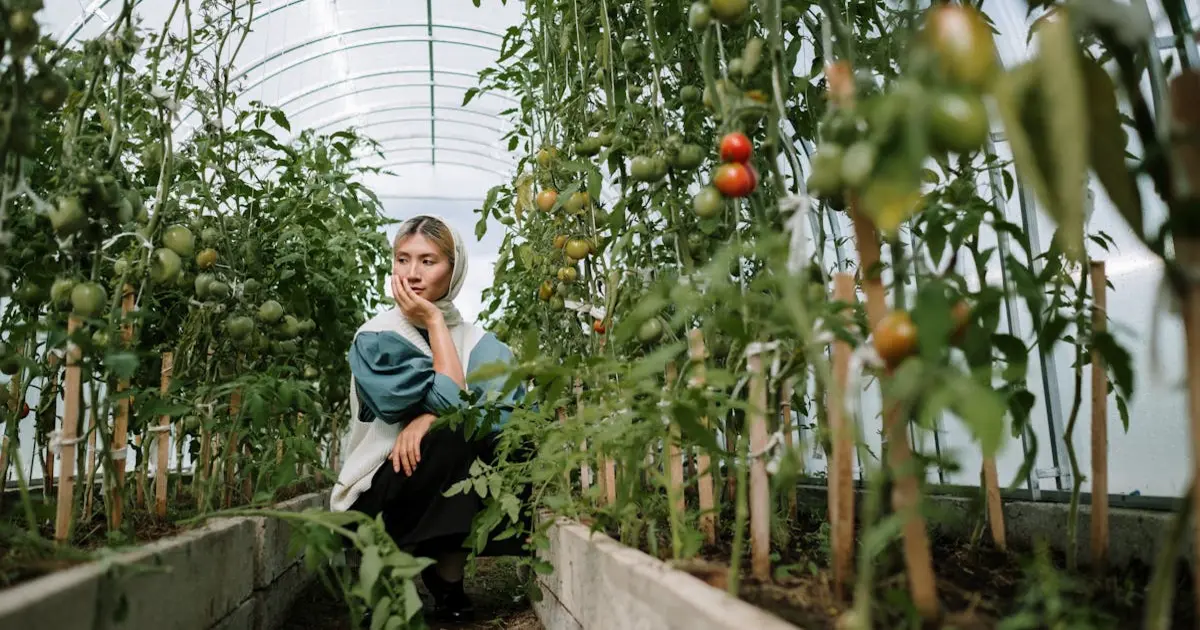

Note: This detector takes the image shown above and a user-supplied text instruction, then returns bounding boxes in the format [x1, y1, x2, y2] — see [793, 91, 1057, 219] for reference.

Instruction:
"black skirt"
[348, 425, 529, 558]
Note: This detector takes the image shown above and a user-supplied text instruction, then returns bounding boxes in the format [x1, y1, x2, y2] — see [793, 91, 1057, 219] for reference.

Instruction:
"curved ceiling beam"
[303, 110, 510, 139]
[370, 159, 510, 179]
[232, 29, 499, 83]
[178, 67, 512, 129]
[267, 82, 508, 129]
[358, 145, 514, 166]
[354, 133, 507, 152]
[62, 0, 502, 52]
[242, 56, 486, 96]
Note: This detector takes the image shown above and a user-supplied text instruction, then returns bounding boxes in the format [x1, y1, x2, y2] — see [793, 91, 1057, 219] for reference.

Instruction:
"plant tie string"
[782, 194, 811, 274]
[48, 430, 85, 458]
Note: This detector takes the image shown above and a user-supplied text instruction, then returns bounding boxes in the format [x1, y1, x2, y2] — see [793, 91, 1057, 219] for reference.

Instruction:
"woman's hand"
[391, 413, 437, 476]
[391, 270, 443, 328]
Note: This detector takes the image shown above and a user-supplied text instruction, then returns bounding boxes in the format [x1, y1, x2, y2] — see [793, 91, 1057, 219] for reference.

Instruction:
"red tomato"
[713, 162, 756, 197]
[20, 401, 30, 418]
[719, 132, 753, 163]
[593, 320, 607, 334]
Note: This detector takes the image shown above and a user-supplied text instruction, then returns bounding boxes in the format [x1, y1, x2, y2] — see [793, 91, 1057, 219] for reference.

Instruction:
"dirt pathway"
[282, 557, 541, 630]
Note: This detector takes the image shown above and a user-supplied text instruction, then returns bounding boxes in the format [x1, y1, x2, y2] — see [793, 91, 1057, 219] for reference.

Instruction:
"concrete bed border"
[533, 517, 800, 630]
[533, 487, 1184, 630]
[0, 490, 331, 630]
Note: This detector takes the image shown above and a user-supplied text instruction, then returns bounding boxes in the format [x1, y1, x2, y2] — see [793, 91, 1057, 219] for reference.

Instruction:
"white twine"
[146, 424, 171, 433]
[110, 448, 128, 461]
[101, 230, 154, 252]
[48, 430, 84, 457]
[783, 194, 812, 274]
[811, 318, 835, 346]
[744, 340, 780, 358]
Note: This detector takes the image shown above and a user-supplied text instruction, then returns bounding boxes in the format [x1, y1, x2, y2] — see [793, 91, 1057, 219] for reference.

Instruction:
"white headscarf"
[393, 214, 468, 328]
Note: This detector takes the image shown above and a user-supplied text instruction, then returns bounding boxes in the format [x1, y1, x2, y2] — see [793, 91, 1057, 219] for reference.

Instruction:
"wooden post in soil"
[829, 273, 857, 598]
[574, 380, 590, 492]
[1168, 69, 1200, 616]
[850, 203, 939, 617]
[41, 356, 61, 495]
[1089, 261, 1109, 568]
[111, 285, 135, 529]
[155, 353, 173, 518]
[688, 330, 716, 544]
[981, 458, 1006, 550]
[83, 407, 99, 519]
[746, 346, 771, 581]
[781, 378, 796, 519]
[665, 361, 685, 519]
[136, 434, 147, 510]
[54, 318, 83, 543]
[224, 389, 242, 509]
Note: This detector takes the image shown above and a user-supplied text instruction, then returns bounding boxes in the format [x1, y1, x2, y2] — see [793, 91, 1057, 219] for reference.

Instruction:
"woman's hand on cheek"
[393, 276, 443, 328]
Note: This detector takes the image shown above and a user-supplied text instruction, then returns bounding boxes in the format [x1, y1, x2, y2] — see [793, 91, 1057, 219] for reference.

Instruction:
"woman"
[331, 215, 525, 622]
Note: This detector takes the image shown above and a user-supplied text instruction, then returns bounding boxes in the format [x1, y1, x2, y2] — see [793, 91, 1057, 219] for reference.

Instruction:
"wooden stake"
[781, 377, 796, 519]
[575, 380, 589, 492]
[1185, 283, 1200, 616]
[83, 406, 98, 520]
[155, 353, 173, 518]
[747, 348, 770, 581]
[112, 285, 135, 530]
[55, 318, 83, 543]
[982, 457, 1006, 550]
[830, 273, 857, 598]
[1090, 260, 1109, 568]
[224, 389, 242, 509]
[0, 351, 24, 506]
[688, 330, 716, 545]
[665, 361, 684, 518]
[850, 208, 939, 618]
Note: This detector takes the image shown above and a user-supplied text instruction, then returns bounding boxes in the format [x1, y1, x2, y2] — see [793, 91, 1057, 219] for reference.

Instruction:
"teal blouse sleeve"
[464, 333, 527, 431]
[350, 330, 525, 431]
[349, 331, 469, 424]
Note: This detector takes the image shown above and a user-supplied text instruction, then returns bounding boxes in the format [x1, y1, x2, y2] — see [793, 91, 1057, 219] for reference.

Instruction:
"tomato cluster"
[806, 4, 998, 233]
[707, 132, 759, 202]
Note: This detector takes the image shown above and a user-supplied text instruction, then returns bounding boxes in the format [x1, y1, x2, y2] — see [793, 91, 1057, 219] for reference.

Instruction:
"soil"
[662, 504, 1197, 629]
[283, 557, 541, 630]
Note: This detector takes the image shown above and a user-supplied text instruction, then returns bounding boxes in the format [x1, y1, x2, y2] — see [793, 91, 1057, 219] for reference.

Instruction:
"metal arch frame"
[354, 145, 514, 167]
[62, 0, 504, 53]
[303, 109, 510, 138]
[231, 30, 499, 84]
[350, 132, 509, 154]
[179, 71, 513, 131]
[367, 159, 510, 179]
[260, 82, 510, 130]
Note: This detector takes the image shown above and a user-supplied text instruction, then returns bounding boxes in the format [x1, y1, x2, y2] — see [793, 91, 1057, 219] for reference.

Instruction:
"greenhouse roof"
[48, 0, 526, 202]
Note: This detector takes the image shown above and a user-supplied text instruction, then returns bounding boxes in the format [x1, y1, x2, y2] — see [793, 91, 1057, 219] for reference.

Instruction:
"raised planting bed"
[533, 517, 800, 630]
[0, 490, 330, 630]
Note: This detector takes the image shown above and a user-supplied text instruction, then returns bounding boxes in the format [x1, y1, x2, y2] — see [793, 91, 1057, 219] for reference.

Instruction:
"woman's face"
[394, 233, 453, 302]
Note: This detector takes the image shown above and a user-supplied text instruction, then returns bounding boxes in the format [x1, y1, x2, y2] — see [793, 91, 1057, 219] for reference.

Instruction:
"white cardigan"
[330, 308, 483, 512]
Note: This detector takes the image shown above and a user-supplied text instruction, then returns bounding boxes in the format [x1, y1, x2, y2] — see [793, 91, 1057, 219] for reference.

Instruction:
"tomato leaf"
[1036, 20, 1088, 260]
[359, 547, 383, 598]
[1081, 58, 1142, 238]
[462, 87, 480, 106]
[269, 109, 291, 132]
[946, 372, 1006, 457]
[1093, 330, 1133, 400]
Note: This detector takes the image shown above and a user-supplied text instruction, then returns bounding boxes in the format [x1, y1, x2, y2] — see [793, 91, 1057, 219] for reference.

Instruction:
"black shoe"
[421, 566, 475, 623]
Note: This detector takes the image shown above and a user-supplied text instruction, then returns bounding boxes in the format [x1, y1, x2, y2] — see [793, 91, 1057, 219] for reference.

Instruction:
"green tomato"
[150, 248, 183, 285]
[840, 141, 878, 189]
[258, 299, 285, 324]
[674, 144, 705, 170]
[226, 316, 254, 341]
[162, 225, 195, 258]
[688, 2, 712, 30]
[692, 187, 725, 219]
[711, 0, 750, 24]
[70, 283, 108, 318]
